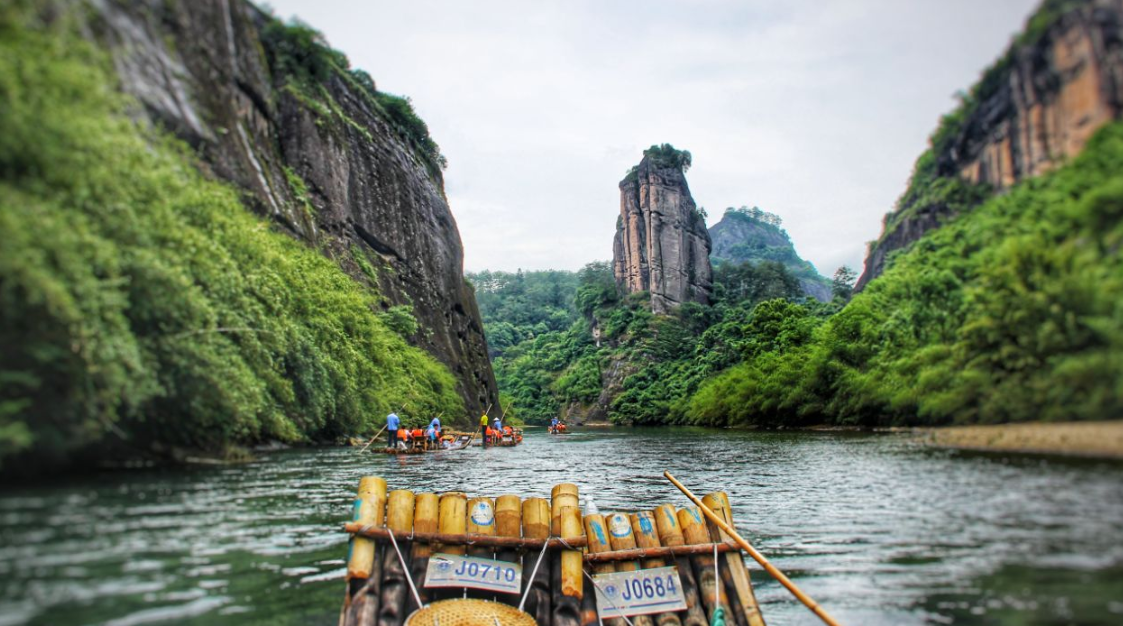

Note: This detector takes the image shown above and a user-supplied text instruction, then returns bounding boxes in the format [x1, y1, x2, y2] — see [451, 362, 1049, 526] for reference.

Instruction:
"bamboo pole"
[495, 495, 523, 606]
[434, 492, 468, 601]
[357, 425, 388, 454]
[632, 511, 682, 626]
[376, 490, 414, 626]
[605, 512, 655, 626]
[345, 524, 589, 549]
[654, 504, 708, 626]
[465, 497, 496, 601]
[552, 505, 583, 626]
[551, 483, 579, 537]
[406, 493, 439, 614]
[522, 497, 553, 624]
[665, 472, 843, 626]
[678, 506, 733, 623]
[346, 477, 387, 625]
[702, 493, 766, 626]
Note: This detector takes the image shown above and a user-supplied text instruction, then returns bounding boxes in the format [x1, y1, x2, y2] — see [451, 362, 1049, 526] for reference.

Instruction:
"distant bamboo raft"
[339, 478, 766, 626]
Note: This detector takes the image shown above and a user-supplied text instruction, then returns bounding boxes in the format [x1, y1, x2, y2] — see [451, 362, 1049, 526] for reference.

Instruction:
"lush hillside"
[0, 6, 462, 472]
[682, 123, 1123, 427]
[709, 207, 832, 301]
[472, 261, 818, 424]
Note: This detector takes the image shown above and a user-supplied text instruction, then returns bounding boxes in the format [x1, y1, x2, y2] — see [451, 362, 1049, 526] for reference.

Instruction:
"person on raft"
[386, 411, 400, 448]
[479, 413, 489, 447]
[492, 416, 502, 443]
[429, 416, 442, 443]
[550, 417, 558, 433]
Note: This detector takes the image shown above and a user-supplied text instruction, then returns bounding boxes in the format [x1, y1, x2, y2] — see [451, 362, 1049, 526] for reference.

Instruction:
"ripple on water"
[0, 428, 1121, 625]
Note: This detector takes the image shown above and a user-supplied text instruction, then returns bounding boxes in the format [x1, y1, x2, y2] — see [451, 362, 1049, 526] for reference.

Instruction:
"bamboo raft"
[374, 434, 474, 455]
[340, 477, 769, 626]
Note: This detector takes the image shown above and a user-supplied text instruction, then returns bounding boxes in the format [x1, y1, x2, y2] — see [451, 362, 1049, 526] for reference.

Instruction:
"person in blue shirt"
[425, 425, 437, 449]
[386, 412, 400, 448]
[429, 416, 442, 444]
[550, 417, 559, 432]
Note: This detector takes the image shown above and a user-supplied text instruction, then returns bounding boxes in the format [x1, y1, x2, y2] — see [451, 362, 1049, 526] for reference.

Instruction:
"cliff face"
[858, 0, 1123, 290]
[613, 156, 713, 314]
[708, 208, 832, 302]
[90, 0, 497, 419]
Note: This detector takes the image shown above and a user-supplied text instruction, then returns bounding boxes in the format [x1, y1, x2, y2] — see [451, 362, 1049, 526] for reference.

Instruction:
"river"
[0, 428, 1120, 625]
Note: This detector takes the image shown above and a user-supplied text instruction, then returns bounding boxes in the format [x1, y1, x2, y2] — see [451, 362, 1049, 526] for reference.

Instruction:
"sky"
[266, 0, 1039, 276]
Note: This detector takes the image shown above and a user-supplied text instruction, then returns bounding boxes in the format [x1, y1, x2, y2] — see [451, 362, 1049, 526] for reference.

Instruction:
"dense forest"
[0, 6, 462, 470]
[468, 256, 833, 424]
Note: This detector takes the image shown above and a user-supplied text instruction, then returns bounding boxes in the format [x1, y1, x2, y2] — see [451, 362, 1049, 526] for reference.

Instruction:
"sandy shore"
[920, 420, 1123, 459]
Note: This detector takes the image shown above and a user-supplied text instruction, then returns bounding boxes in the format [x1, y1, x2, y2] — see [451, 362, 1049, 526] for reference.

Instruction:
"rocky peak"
[709, 207, 832, 302]
[857, 0, 1123, 290]
[612, 146, 713, 314]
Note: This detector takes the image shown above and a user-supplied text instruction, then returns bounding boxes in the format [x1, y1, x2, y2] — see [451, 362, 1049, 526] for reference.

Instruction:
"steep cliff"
[613, 146, 713, 314]
[88, 0, 498, 419]
[709, 207, 832, 302]
[858, 0, 1123, 290]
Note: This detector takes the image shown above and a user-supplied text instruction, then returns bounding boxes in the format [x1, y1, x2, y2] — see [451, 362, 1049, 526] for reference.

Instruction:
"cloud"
[266, 0, 1039, 274]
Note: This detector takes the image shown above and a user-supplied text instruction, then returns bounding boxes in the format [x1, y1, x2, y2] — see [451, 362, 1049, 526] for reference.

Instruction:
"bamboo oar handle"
[664, 471, 843, 626]
[358, 424, 390, 453]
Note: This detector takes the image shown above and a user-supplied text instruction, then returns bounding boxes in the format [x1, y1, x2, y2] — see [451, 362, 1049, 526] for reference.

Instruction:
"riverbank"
[920, 420, 1123, 459]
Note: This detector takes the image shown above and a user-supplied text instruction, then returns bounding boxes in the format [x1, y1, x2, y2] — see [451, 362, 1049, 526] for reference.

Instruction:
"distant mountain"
[708, 207, 831, 301]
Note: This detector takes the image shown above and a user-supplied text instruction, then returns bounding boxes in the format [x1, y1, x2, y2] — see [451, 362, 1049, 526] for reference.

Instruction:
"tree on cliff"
[832, 266, 857, 302]
[643, 143, 692, 172]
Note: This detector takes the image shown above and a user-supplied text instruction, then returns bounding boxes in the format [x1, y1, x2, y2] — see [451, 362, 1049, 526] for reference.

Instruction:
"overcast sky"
[266, 0, 1039, 276]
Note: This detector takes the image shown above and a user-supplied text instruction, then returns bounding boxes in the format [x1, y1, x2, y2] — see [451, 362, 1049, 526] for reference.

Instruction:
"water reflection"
[0, 428, 1120, 625]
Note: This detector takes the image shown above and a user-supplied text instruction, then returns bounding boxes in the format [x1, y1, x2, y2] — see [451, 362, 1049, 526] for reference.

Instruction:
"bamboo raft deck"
[374, 434, 475, 455]
[340, 477, 767, 626]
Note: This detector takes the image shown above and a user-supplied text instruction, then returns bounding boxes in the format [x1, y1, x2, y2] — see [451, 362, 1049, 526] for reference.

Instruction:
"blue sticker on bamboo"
[591, 521, 607, 545]
[352, 499, 363, 521]
[608, 514, 631, 538]
[639, 516, 654, 535]
[470, 501, 494, 526]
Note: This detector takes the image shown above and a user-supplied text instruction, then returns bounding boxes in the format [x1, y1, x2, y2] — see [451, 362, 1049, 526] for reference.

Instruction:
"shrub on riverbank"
[0, 9, 461, 470]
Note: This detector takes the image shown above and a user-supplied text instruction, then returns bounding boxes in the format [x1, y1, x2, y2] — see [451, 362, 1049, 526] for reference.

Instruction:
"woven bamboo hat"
[405, 599, 536, 626]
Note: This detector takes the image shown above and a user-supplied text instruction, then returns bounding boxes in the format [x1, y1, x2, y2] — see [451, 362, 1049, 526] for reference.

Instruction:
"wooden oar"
[664, 471, 843, 626]
[357, 425, 388, 454]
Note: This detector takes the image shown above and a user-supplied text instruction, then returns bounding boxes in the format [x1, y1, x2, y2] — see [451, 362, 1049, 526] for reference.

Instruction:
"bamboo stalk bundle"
[678, 506, 733, 624]
[582, 542, 738, 563]
[345, 477, 387, 626]
[605, 512, 655, 626]
[702, 493, 765, 626]
[631, 510, 682, 626]
[584, 513, 626, 626]
[495, 495, 523, 607]
[552, 505, 584, 626]
[433, 492, 468, 601]
[376, 490, 414, 626]
[522, 497, 553, 624]
[653, 504, 708, 626]
[405, 493, 438, 615]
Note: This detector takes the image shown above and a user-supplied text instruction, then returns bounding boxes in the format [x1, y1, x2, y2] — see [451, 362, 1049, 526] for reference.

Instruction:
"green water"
[1, 428, 1121, 625]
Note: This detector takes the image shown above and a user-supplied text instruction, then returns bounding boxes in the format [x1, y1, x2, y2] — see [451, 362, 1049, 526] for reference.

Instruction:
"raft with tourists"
[338, 473, 842, 626]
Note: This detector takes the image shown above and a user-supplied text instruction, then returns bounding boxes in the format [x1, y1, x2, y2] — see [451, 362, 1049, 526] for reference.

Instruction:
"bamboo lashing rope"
[664, 472, 843, 626]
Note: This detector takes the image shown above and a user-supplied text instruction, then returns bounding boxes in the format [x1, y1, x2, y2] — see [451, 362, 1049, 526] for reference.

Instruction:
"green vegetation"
[0, 8, 461, 470]
[472, 260, 814, 424]
[624, 143, 692, 181]
[682, 123, 1123, 427]
[711, 206, 831, 294]
[261, 17, 447, 176]
[479, 125, 1123, 427]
